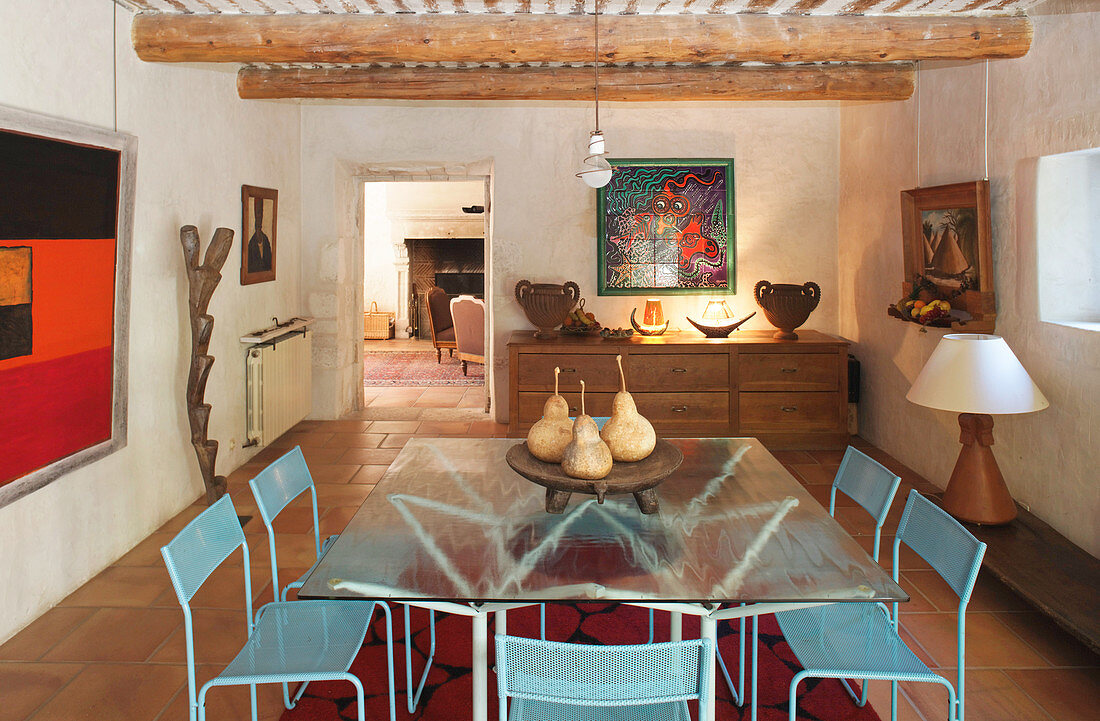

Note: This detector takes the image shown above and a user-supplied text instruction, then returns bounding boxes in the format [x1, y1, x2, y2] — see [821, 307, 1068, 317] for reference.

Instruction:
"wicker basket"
[363, 301, 395, 340]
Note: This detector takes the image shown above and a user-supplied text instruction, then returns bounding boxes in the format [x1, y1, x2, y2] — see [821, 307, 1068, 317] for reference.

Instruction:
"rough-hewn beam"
[133, 13, 1032, 65]
[237, 63, 915, 101]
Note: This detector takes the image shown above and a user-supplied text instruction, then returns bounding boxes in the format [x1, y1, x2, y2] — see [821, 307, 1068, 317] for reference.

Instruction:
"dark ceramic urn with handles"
[515, 280, 581, 339]
[754, 280, 821, 340]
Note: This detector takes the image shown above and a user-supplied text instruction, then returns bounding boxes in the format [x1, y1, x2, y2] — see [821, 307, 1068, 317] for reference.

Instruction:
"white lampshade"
[906, 334, 1049, 414]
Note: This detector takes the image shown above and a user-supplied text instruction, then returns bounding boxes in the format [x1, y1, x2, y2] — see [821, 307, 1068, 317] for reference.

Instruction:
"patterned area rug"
[364, 351, 485, 387]
[280, 604, 881, 721]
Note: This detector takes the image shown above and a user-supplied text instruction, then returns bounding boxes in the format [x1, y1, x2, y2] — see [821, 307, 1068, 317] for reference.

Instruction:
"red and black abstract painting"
[0, 128, 121, 491]
[598, 159, 735, 295]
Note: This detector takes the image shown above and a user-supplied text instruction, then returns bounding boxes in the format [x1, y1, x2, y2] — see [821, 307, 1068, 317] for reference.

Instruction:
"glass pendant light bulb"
[578, 132, 613, 188]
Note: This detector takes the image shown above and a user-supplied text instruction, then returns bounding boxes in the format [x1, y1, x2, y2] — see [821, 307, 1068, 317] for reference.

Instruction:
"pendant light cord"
[983, 59, 989, 181]
[112, 0, 118, 132]
[594, 3, 600, 133]
[915, 60, 920, 187]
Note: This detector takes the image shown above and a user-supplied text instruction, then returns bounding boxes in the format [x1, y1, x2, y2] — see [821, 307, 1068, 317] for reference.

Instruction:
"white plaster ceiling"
[116, 0, 1042, 16]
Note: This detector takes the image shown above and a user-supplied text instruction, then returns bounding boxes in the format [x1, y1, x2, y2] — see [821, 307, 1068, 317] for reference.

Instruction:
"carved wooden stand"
[181, 225, 234, 504]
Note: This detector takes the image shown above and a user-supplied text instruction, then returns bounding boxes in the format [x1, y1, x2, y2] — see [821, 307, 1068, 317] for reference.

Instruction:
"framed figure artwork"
[597, 159, 735, 296]
[893, 180, 995, 332]
[240, 185, 277, 285]
[0, 105, 135, 508]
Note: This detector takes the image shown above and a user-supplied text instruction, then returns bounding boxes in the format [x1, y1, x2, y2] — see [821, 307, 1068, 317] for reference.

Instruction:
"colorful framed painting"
[240, 184, 277, 285]
[0, 105, 135, 508]
[597, 159, 735, 296]
[895, 180, 995, 332]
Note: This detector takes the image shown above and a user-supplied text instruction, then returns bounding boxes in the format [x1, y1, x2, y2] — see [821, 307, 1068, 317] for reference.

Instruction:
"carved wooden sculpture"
[181, 225, 234, 504]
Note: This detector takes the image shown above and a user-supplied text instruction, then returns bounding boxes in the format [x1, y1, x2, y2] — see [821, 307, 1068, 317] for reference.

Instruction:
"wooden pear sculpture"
[561, 380, 613, 480]
[600, 355, 657, 462]
[527, 367, 573, 463]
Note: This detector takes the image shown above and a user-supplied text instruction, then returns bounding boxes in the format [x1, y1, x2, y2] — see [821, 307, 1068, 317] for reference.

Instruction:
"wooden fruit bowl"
[506, 439, 683, 515]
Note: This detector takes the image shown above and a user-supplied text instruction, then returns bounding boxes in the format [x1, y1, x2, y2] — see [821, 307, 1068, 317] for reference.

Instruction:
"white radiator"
[246, 330, 312, 446]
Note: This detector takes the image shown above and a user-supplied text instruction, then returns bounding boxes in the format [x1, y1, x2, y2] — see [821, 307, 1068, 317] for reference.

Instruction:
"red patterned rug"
[363, 351, 485, 387]
[280, 603, 880, 721]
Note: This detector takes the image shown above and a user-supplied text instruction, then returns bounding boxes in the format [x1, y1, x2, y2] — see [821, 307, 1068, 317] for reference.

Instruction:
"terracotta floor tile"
[349, 465, 389, 485]
[904, 569, 1031, 614]
[155, 503, 205, 535]
[0, 607, 96, 662]
[379, 433, 413, 448]
[314, 483, 375, 507]
[338, 447, 402, 465]
[900, 612, 1048, 669]
[832, 505, 880, 537]
[150, 609, 249, 664]
[804, 483, 856, 510]
[152, 556, 272, 611]
[370, 394, 425, 408]
[248, 533, 322, 570]
[320, 420, 375, 433]
[352, 406, 422, 420]
[994, 612, 1100, 668]
[323, 433, 386, 449]
[27, 662, 185, 721]
[0, 661, 84, 721]
[365, 421, 421, 434]
[158, 663, 294, 721]
[893, 575, 938, 614]
[787, 463, 840, 485]
[299, 446, 347, 466]
[898, 624, 939, 668]
[905, 669, 1052, 721]
[59, 566, 171, 609]
[1006, 668, 1100, 721]
[113, 532, 175, 567]
[769, 451, 816, 465]
[863, 536, 933, 572]
[416, 421, 471, 435]
[289, 419, 324, 432]
[864, 680, 925, 721]
[308, 463, 361, 484]
[320, 507, 358, 537]
[468, 420, 508, 437]
[271, 431, 335, 448]
[42, 608, 180, 663]
[807, 449, 847, 465]
[458, 392, 489, 409]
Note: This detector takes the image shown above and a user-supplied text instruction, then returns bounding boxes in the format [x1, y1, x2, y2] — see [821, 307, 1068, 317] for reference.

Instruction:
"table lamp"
[906, 333, 1048, 524]
[630, 298, 669, 336]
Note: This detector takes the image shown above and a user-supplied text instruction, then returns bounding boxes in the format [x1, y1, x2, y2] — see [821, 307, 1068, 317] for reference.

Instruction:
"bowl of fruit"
[560, 298, 602, 334]
[891, 298, 954, 327]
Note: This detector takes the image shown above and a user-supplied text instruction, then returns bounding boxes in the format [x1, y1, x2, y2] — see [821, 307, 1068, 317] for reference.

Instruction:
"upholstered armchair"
[449, 295, 485, 376]
[425, 286, 456, 363]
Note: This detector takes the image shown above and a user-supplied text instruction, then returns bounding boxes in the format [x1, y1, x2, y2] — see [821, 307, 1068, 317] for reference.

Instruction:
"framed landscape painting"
[0, 105, 135, 508]
[597, 159, 735, 296]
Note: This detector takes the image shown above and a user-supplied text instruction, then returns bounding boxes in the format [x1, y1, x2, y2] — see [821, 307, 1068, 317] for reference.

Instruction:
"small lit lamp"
[906, 334, 1048, 524]
[630, 299, 669, 336]
[685, 297, 756, 338]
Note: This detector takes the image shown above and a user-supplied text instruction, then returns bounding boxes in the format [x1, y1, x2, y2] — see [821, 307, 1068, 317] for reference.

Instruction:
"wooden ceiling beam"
[236, 63, 915, 101]
[133, 13, 1032, 65]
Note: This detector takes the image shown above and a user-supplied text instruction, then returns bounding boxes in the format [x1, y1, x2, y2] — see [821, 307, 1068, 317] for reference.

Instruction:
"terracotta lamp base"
[941, 412, 1017, 525]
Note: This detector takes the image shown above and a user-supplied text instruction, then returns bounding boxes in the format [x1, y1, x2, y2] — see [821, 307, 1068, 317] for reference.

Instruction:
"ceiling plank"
[133, 13, 1032, 64]
[236, 63, 915, 101]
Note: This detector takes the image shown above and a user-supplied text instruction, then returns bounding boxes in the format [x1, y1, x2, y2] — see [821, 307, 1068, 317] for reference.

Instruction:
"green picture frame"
[597, 158, 735, 296]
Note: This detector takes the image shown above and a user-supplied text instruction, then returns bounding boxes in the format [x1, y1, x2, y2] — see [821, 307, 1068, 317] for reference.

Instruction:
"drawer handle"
[569, 407, 579, 414]
[671, 405, 688, 413]
[780, 367, 798, 374]
[781, 406, 798, 413]
[671, 367, 688, 373]
[560, 368, 576, 373]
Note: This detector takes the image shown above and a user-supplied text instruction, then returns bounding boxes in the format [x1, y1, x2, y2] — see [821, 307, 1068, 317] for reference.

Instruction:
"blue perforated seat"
[161, 494, 395, 721]
[496, 635, 711, 721]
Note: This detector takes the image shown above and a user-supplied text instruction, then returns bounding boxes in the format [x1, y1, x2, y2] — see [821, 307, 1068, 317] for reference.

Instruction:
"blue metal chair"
[777, 490, 987, 721]
[717, 446, 902, 711]
[161, 494, 395, 721]
[495, 634, 713, 721]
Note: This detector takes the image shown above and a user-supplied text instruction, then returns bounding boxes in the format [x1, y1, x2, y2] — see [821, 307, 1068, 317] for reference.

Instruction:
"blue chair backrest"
[831, 446, 902, 526]
[249, 446, 322, 594]
[495, 635, 711, 706]
[896, 490, 987, 604]
[161, 495, 248, 605]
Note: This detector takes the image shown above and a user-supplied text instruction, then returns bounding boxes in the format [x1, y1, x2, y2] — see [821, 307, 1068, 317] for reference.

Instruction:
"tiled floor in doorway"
[1, 386, 1096, 721]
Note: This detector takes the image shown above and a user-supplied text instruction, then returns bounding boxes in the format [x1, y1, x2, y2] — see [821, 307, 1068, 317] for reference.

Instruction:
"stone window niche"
[1036, 147, 1100, 331]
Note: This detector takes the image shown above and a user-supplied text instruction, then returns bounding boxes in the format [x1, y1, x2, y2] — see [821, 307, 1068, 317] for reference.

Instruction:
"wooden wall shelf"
[507, 329, 849, 450]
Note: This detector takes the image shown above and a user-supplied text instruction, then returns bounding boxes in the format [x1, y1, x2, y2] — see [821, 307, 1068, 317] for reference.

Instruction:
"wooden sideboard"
[507, 329, 849, 449]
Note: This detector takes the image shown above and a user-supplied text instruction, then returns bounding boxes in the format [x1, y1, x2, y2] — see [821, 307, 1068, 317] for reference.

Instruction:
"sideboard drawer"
[634, 392, 730, 431]
[626, 353, 729, 391]
[515, 353, 620, 391]
[517, 391, 616, 423]
[739, 392, 839, 431]
[738, 353, 839, 391]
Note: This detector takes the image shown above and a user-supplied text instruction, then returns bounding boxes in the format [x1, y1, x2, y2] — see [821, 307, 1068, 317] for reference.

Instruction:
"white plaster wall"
[302, 102, 841, 421]
[363, 183, 396, 313]
[838, 1, 1100, 555]
[0, 1, 302, 642]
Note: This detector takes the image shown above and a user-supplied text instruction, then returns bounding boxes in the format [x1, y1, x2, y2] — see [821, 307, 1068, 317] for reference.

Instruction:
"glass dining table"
[299, 437, 906, 721]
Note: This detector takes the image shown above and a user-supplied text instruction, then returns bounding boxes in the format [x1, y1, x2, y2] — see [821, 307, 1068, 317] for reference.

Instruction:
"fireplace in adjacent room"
[405, 238, 484, 340]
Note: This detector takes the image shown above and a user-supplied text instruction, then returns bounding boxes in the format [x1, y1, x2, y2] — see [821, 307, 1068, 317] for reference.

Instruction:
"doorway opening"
[361, 180, 489, 391]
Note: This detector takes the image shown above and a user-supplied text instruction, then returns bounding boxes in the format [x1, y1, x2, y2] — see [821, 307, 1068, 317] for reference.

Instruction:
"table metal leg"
[751, 615, 759, 721]
[495, 610, 508, 721]
[700, 613, 718, 721]
[670, 610, 682, 642]
[472, 611, 488, 721]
